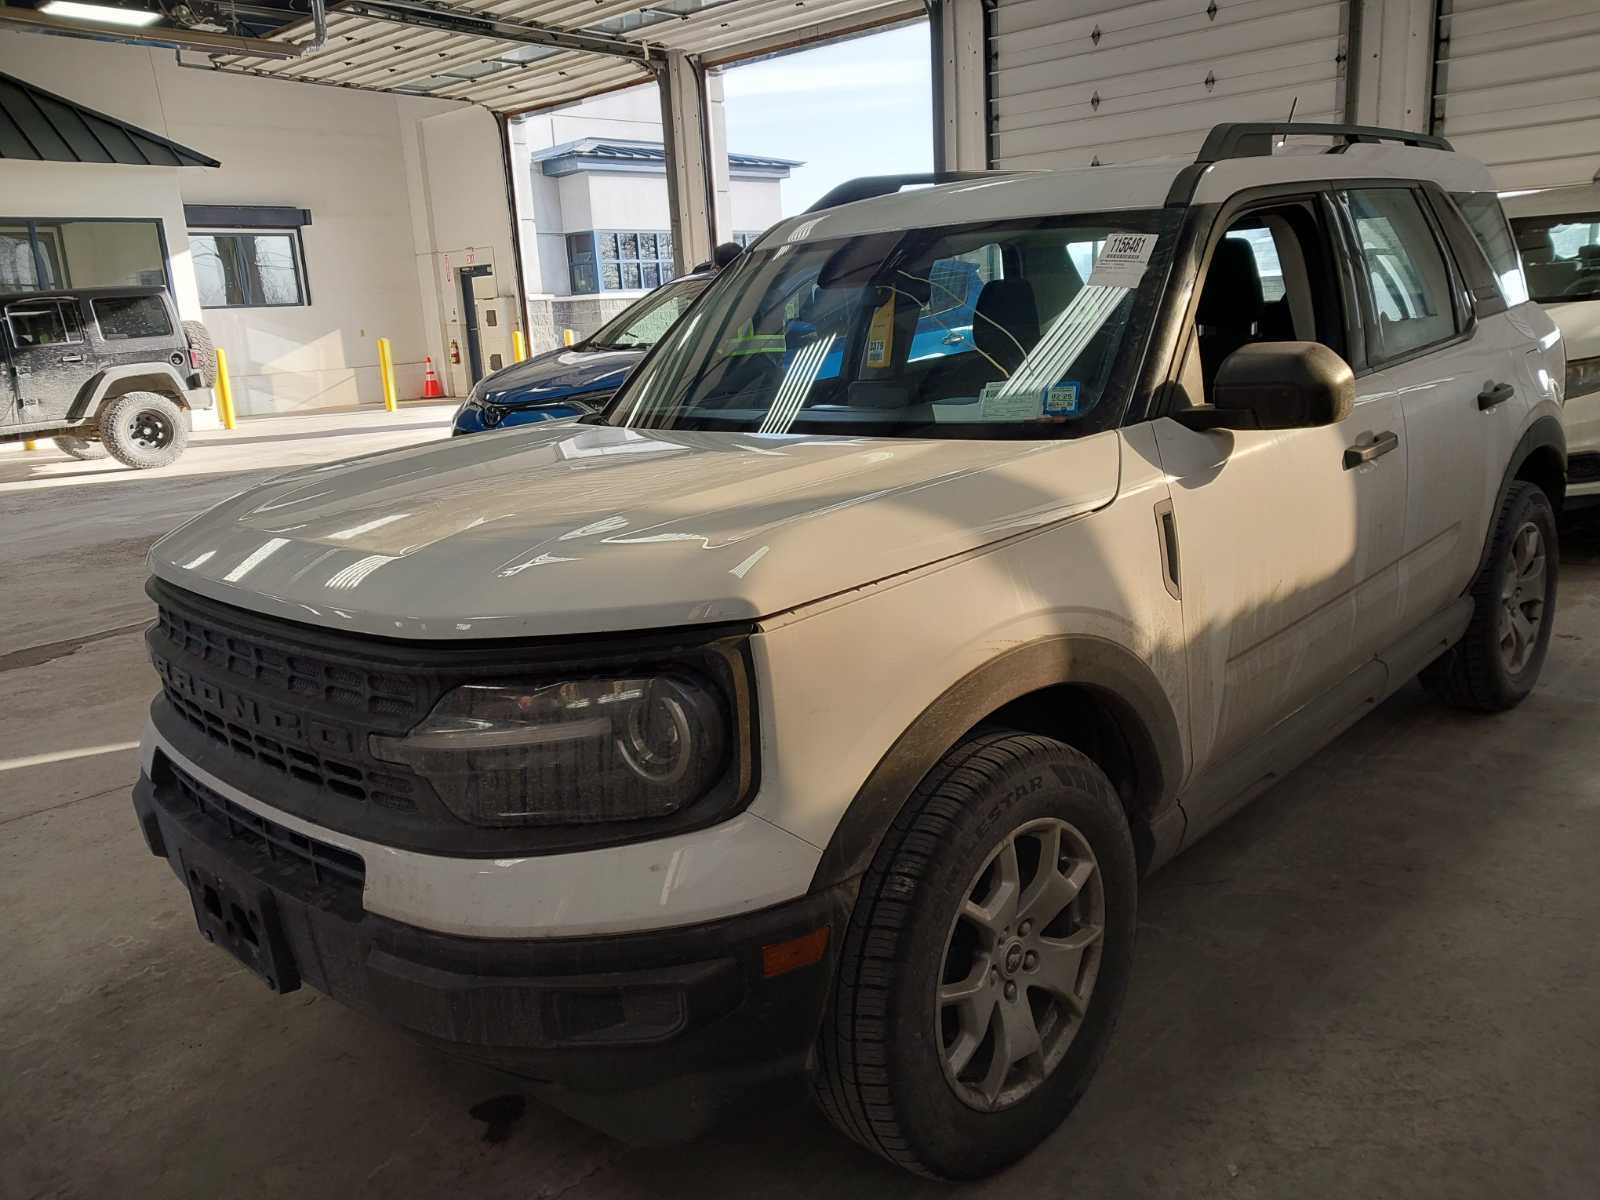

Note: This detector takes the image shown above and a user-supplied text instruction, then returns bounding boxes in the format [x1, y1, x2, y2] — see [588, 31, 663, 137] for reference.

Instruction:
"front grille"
[159, 681, 419, 811]
[170, 760, 365, 893]
[154, 601, 422, 720]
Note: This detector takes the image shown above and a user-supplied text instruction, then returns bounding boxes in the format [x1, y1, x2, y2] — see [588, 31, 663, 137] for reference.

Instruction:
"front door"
[1155, 193, 1409, 778]
[4, 296, 87, 423]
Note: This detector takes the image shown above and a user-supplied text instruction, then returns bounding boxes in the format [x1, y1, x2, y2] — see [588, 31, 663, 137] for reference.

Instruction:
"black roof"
[0, 285, 175, 304]
[0, 71, 220, 168]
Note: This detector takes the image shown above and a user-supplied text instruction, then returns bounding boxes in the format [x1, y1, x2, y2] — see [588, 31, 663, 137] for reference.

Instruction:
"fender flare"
[808, 634, 1185, 891]
[1470, 414, 1566, 580]
[70, 364, 193, 422]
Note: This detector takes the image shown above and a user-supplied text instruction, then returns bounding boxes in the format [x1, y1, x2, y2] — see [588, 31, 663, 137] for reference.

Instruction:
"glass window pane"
[0, 229, 39, 291]
[1343, 189, 1458, 360]
[1512, 209, 1600, 304]
[620, 232, 639, 261]
[1224, 228, 1286, 302]
[601, 262, 621, 290]
[249, 234, 301, 304]
[189, 230, 305, 307]
[1452, 193, 1527, 305]
[622, 262, 641, 290]
[92, 295, 171, 339]
[55, 220, 164, 288]
[641, 263, 660, 288]
[599, 234, 619, 264]
[6, 300, 78, 347]
[190, 235, 231, 307]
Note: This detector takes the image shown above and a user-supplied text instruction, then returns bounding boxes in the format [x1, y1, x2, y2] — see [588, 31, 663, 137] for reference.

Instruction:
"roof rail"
[1195, 122, 1453, 163]
[802, 171, 1006, 214]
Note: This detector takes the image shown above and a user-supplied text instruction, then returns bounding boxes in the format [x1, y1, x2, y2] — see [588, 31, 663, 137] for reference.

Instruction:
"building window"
[0, 218, 167, 292]
[567, 230, 675, 294]
[190, 229, 308, 308]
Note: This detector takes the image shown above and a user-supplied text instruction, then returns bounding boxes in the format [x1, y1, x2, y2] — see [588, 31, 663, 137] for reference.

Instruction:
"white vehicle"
[132, 123, 1566, 1180]
[1504, 183, 1600, 500]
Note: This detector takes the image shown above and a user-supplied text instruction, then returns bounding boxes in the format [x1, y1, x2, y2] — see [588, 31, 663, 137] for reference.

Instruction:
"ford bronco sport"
[131, 123, 1566, 1179]
[1, 286, 212, 468]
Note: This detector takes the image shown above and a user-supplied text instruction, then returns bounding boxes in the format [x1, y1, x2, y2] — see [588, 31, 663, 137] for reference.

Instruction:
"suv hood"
[480, 346, 643, 408]
[149, 424, 1121, 639]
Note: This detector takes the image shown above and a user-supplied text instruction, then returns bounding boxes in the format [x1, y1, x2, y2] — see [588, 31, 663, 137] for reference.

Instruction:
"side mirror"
[1177, 341, 1354, 431]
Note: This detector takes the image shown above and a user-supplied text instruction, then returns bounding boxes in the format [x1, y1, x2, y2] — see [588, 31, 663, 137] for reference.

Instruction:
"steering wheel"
[1563, 275, 1600, 297]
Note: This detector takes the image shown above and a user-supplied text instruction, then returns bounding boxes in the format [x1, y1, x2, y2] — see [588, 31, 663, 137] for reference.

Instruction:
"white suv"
[132, 123, 1567, 1179]
[1503, 183, 1600, 500]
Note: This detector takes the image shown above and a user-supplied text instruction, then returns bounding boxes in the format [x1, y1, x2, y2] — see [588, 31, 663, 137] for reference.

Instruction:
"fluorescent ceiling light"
[39, 1, 163, 27]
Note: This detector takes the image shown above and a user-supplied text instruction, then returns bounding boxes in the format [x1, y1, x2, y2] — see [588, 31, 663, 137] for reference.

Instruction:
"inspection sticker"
[1087, 232, 1159, 289]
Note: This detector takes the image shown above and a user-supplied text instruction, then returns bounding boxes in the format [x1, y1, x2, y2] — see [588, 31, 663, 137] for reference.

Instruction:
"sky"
[721, 22, 933, 217]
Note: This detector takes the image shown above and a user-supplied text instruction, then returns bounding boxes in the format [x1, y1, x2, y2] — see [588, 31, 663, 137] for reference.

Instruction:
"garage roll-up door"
[990, 0, 1349, 170]
[1432, 0, 1600, 190]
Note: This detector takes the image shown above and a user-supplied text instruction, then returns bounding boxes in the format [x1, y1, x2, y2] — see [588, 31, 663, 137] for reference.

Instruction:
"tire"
[183, 319, 216, 387]
[1420, 480, 1558, 712]
[813, 730, 1138, 1180]
[99, 391, 189, 470]
[52, 434, 107, 461]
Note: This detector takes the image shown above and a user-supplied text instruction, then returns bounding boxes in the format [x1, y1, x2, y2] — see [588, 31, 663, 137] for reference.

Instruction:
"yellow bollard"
[562, 328, 575, 347]
[23, 439, 38, 451]
[512, 329, 527, 363]
[377, 337, 397, 413]
[214, 347, 237, 430]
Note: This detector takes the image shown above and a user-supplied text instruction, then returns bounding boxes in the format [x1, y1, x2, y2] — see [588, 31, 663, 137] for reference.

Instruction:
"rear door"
[1331, 186, 1499, 627]
[3, 296, 88, 423]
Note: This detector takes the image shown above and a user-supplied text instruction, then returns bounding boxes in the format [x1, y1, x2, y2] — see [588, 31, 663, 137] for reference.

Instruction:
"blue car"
[452, 269, 714, 435]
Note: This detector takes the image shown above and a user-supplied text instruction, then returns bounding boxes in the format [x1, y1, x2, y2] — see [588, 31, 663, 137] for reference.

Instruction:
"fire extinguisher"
[449, 339, 462, 365]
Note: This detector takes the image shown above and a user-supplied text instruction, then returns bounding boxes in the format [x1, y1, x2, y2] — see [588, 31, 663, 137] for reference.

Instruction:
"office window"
[567, 230, 674, 294]
[190, 229, 307, 308]
[0, 218, 165, 291]
[93, 295, 172, 340]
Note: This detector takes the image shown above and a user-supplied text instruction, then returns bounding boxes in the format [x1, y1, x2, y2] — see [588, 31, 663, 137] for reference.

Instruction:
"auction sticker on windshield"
[1088, 232, 1159, 289]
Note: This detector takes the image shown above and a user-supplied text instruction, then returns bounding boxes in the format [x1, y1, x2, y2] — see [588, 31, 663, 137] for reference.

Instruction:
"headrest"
[1199, 237, 1264, 325]
[972, 279, 1039, 373]
[1579, 244, 1600, 268]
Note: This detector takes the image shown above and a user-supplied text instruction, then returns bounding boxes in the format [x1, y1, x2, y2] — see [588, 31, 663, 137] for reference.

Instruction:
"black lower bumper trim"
[133, 758, 852, 1141]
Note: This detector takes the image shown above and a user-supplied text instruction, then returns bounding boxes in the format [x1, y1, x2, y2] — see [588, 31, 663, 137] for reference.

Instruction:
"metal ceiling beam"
[335, 0, 664, 61]
[0, 0, 327, 60]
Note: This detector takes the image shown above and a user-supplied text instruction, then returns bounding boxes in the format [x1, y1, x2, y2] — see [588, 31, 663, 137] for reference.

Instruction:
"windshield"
[585, 276, 710, 349]
[607, 210, 1178, 439]
[1511, 211, 1600, 304]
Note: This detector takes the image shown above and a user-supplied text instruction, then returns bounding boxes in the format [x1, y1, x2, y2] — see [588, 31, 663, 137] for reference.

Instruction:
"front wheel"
[1421, 480, 1558, 711]
[813, 731, 1137, 1180]
[99, 391, 189, 470]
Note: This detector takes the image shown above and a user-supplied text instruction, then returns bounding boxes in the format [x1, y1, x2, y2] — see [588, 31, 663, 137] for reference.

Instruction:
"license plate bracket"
[179, 842, 301, 994]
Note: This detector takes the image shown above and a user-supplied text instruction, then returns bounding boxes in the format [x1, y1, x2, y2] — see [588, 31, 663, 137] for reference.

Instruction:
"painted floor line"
[0, 742, 140, 772]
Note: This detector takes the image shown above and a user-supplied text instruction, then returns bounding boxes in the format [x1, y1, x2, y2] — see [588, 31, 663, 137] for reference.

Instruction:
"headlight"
[370, 674, 729, 826]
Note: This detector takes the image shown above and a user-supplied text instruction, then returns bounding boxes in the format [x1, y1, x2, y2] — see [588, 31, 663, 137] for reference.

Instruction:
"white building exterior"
[1, 33, 521, 412]
[508, 84, 795, 350]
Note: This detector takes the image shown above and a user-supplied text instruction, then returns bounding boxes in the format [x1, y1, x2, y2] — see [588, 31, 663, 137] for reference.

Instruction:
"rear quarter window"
[1451, 192, 1528, 305]
[1510, 210, 1600, 305]
[93, 295, 172, 340]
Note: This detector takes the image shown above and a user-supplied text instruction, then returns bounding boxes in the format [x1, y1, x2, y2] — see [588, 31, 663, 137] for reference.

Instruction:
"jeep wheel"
[1421, 480, 1558, 712]
[183, 320, 217, 387]
[100, 392, 189, 470]
[813, 731, 1137, 1179]
[53, 435, 107, 461]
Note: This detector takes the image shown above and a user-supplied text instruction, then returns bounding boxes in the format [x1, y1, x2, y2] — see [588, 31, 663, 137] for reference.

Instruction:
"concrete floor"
[2, 416, 1597, 1199]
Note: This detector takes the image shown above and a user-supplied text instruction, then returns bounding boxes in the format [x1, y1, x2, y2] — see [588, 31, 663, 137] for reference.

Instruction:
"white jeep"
[132, 122, 1566, 1179]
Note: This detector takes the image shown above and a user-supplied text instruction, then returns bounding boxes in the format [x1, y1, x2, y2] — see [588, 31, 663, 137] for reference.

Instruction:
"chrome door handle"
[58, 353, 84, 364]
[1343, 430, 1400, 470]
[1477, 381, 1514, 410]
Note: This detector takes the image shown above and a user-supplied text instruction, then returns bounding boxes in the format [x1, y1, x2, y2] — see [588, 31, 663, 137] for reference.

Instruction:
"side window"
[1189, 199, 1346, 399]
[92, 295, 172, 340]
[1451, 192, 1528, 305]
[5, 299, 81, 348]
[1339, 188, 1460, 362]
[911, 247, 1000, 360]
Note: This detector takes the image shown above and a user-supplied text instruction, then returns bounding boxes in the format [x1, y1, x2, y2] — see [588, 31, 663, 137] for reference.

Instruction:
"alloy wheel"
[1499, 520, 1547, 674]
[936, 817, 1105, 1111]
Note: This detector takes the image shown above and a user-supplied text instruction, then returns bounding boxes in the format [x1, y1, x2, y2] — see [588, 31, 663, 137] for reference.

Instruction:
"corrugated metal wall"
[989, 0, 1350, 169]
[1432, 0, 1600, 190]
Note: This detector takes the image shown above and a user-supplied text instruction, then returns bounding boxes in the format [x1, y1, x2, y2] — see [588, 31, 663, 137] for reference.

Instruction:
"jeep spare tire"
[101, 392, 188, 469]
[183, 319, 217, 387]
[53, 435, 108, 461]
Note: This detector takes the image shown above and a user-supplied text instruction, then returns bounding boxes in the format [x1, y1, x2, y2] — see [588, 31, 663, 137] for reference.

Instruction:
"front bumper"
[132, 750, 849, 1141]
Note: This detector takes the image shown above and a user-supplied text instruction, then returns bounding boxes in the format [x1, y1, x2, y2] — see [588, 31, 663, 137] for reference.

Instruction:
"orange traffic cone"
[421, 356, 444, 399]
